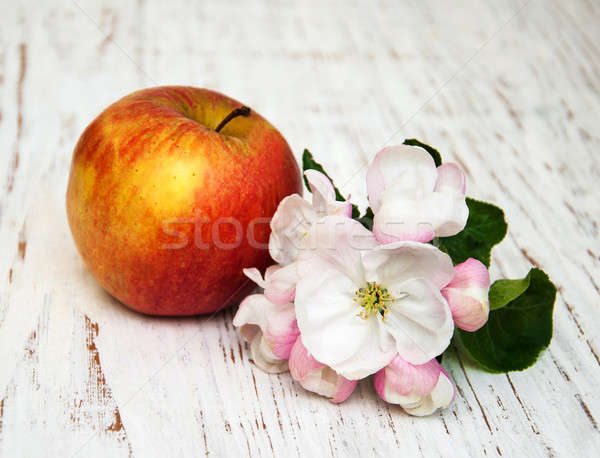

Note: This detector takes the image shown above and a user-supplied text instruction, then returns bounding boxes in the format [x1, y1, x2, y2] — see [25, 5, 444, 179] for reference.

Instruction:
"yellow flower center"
[355, 282, 395, 320]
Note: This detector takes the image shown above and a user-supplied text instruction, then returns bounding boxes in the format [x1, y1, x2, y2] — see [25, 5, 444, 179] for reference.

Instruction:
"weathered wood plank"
[0, 0, 599, 456]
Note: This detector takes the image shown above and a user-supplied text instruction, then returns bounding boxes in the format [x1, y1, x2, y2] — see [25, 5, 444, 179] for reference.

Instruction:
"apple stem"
[214, 106, 251, 133]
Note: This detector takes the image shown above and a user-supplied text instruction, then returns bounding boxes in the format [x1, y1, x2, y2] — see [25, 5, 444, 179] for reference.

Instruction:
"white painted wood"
[1, 0, 599, 456]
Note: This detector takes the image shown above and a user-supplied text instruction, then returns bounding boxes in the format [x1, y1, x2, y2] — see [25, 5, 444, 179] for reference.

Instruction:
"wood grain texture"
[1, 0, 599, 456]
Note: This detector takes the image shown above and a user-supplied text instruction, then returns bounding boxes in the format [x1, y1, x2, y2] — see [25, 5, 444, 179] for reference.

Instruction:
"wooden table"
[1, 0, 599, 456]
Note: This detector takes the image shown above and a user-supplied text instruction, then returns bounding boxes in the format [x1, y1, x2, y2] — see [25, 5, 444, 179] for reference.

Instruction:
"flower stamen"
[355, 282, 395, 320]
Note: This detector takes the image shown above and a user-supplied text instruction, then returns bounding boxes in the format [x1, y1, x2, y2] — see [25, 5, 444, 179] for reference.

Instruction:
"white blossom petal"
[304, 169, 337, 214]
[295, 257, 394, 379]
[295, 255, 396, 379]
[367, 145, 437, 213]
[250, 333, 289, 373]
[374, 356, 455, 416]
[289, 338, 358, 403]
[301, 215, 376, 284]
[264, 264, 282, 279]
[305, 169, 353, 217]
[372, 191, 436, 243]
[243, 267, 267, 288]
[372, 189, 468, 243]
[368, 146, 468, 242]
[381, 278, 454, 364]
[425, 191, 469, 238]
[233, 294, 298, 371]
[233, 294, 272, 332]
[435, 162, 466, 194]
[402, 369, 455, 416]
[269, 194, 317, 265]
[362, 241, 454, 290]
[330, 315, 397, 379]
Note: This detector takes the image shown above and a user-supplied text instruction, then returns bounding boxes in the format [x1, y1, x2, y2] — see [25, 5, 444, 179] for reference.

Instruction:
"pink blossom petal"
[264, 263, 298, 305]
[264, 264, 282, 279]
[289, 337, 325, 380]
[403, 368, 455, 416]
[375, 355, 442, 399]
[243, 265, 296, 305]
[264, 311, 299, 359]
[264, 288, 295, 306]
[441, 258, 490, 331]
[435, 163, 466, 194]
[340, 201, 353, 218]
[233, 294, 298, 363]
[374, 356, 455, 416]
[233, 295, 290, 373]
[448, 258, 491, 289]
[442, 289, 487, 331]
[289, 338, 358, 403]
[332, 377, 358, 403]
[250, 333, 289, 373]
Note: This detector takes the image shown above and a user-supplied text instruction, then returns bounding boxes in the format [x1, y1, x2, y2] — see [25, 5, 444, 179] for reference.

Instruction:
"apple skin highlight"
[66, 86, 302, 316]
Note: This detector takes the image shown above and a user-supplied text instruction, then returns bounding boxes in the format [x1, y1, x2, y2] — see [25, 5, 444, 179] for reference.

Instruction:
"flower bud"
[233, 294, 299, 373]
[374, 355, 455, 416]
[288, 338, 357, 403]
[243, 263, 297, 305]
[441, 258, 490, 331]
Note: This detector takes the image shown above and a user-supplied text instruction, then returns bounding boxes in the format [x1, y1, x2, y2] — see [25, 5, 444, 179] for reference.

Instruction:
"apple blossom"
[243, 263, 298, 305]
[367, 144, 468, 244]
[374, 355, 455, 416]
[441, 258, 491, 331]
[233, 138, 556, 409]
[269, 170, 352, 265]
[294, 216, 455, 380]
[289, 337, 357, 403]
[233, 294, 299, 373]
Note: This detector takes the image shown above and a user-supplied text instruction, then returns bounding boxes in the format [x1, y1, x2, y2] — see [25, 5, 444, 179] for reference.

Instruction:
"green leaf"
[403, 138, 442, 166]
[457, 268, 557, 373]
[302, 148, 358, 217]
[356, 207, 374, 230]
[488, 275, 531, 311]
[437, 198, 507, 267]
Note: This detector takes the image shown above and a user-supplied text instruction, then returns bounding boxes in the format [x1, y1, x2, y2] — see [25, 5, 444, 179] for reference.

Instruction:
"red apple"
[66, 86, 301, 315]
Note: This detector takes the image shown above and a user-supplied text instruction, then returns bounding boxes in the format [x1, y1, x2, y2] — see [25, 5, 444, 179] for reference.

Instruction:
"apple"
[66, 86, 302, 315]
